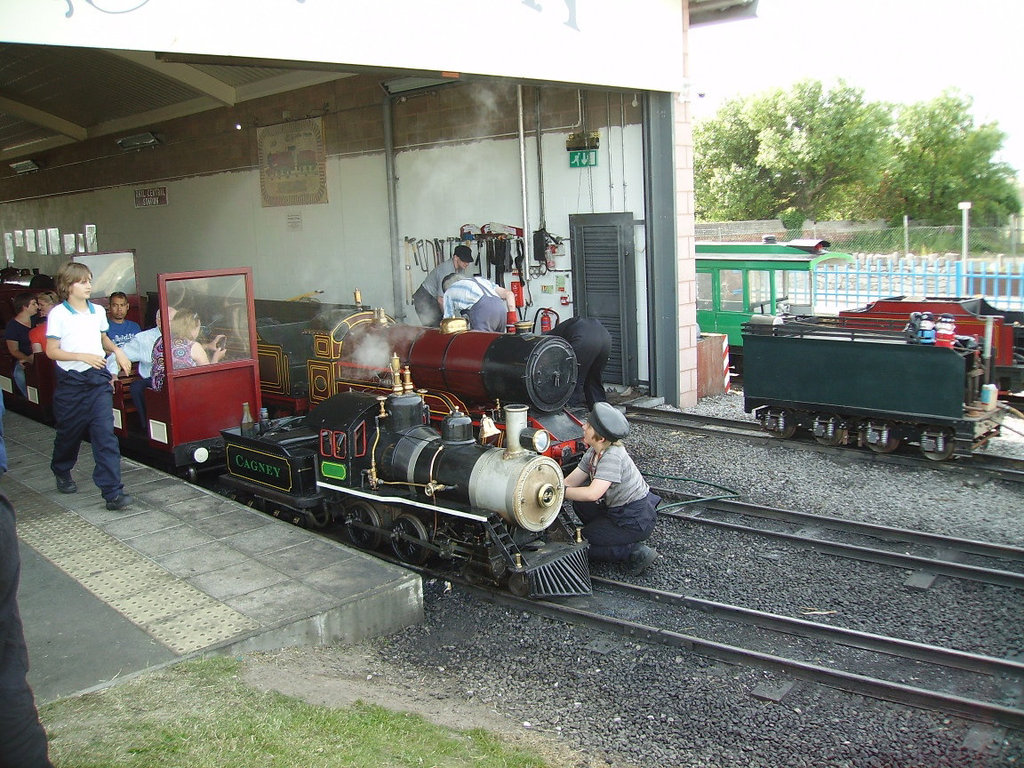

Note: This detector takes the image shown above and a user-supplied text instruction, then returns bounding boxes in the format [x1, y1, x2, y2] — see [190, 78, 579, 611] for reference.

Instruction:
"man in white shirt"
[442, 274, 515, 332]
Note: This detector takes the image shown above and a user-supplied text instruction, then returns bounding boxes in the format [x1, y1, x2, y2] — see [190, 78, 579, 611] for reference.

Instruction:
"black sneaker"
[55, 474, 77, 494]
[627, 544, 658, 576]
[105, 493, 133, 511]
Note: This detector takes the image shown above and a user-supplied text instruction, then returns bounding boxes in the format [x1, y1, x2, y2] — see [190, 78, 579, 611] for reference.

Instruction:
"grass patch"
[41, 657, 558, 768]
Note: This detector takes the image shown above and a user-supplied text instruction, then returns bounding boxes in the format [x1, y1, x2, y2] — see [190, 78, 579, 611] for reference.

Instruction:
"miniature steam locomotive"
[219, 363, 592, 599]
[257, 302, 587, 467]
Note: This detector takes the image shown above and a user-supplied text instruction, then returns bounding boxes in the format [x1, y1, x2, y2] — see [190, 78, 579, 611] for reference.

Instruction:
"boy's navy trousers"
[51, 366, 124, 502]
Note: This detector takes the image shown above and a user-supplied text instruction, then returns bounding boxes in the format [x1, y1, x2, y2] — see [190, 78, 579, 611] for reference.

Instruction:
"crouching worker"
[564, 402, 660, 575]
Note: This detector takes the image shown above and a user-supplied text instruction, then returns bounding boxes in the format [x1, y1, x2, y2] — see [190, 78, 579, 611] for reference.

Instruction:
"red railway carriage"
[113, 268, 262, 476]
[837, 296, 1024, 393]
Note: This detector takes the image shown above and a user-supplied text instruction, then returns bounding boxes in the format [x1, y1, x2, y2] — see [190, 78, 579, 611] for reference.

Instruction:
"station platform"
[3, 409, 424, 705]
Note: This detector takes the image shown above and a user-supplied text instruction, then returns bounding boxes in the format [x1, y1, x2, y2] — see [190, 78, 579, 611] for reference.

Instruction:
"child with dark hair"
[45, 262, 133, 510]
[5, 291, 38, 396]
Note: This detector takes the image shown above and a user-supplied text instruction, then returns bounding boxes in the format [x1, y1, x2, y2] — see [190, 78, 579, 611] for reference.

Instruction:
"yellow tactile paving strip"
[10, 483, 260, 655]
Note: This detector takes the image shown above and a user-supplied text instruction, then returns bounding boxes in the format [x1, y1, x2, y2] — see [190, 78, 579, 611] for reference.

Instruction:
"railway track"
[625, 405, 1024, 484]
[651, 488, 1024, 590]
[343, 485, 1024, 732]
[405, 565, 1024, 731]
[504, 577, 1024, 731]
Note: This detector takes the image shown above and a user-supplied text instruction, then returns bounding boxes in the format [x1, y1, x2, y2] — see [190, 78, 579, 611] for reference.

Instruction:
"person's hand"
[113, 349, 132, 376]
[80, 353, 108, 369]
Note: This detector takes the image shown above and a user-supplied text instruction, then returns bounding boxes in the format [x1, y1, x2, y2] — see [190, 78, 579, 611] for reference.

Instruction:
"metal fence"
[811, 256, 1024, 312]
[697, 222, 1024, 311]
[696, 223, 1022, 259]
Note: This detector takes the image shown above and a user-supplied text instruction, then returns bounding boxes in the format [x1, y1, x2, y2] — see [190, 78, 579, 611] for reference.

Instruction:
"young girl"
[45, 262, 133, 510]
[150, 310, 226, 392]
[564, 402, 660, 575]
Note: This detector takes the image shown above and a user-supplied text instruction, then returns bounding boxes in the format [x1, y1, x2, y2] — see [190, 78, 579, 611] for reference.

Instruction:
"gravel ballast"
[355, 391, 1024, 768]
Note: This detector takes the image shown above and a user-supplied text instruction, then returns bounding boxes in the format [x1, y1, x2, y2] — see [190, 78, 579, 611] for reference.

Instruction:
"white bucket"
[980, 384, 998, 409]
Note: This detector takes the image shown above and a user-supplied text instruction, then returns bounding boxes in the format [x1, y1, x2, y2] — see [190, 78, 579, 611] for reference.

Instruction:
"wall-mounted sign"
[258, 117, 328, 208]
[569, 150, 598, 168]
[134, 186, 168, 208]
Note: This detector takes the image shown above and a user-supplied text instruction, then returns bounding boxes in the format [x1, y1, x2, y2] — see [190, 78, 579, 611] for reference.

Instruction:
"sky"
[688, 0, 1024, 178]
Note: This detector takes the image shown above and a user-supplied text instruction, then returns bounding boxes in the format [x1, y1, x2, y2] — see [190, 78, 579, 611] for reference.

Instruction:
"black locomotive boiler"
[220, 382, 592, 599]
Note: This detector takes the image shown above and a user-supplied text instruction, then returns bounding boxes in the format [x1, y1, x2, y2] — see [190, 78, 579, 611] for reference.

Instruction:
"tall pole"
[958, 201, 972, 262]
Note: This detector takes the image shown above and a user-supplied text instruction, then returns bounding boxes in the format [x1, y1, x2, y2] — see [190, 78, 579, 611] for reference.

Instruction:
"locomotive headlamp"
[519, 427, 551, 454]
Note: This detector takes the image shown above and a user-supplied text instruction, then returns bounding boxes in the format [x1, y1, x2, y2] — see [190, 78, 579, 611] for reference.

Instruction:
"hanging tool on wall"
[403, 237, 417, 304]
[414, 239, 429, 272]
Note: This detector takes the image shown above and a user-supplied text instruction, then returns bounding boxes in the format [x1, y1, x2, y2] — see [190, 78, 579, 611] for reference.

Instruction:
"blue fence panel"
[812, 258, 1024, 312]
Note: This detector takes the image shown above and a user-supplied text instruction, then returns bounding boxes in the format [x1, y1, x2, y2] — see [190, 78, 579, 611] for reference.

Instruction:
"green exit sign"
[568, 149, 598, 168]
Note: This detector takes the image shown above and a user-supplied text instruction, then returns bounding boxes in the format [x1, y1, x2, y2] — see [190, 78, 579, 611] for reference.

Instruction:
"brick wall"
[0, 77, 641, 204]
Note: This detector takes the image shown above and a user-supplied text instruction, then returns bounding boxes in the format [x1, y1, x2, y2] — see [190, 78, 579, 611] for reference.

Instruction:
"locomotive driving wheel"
[506, 572, 530, 598]
[344, 500, 384, 550]
[391, 513, 432, 565]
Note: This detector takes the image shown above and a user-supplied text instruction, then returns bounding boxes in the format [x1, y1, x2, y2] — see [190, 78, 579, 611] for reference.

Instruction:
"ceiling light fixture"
[381, 75, 459, 96]
[9, 159, 40, 174]
[116, 132, 161, 151]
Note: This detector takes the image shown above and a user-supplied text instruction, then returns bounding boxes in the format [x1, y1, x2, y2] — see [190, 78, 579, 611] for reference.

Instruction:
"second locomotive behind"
[258, 300, 586, 467]
[220, 362, 592, 598]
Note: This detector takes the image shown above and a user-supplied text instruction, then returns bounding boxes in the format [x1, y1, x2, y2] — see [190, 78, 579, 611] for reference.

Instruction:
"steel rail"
[657, 503, 1024, 590]
[337, 545, 1024, 730]
[464, 581, 1024, 731]
[654, 491, 1024, 565]
[591, 576, 1024, 678]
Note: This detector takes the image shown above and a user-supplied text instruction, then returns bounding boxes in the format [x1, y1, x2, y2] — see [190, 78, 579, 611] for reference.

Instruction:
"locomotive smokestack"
[503, 404, 529, 458]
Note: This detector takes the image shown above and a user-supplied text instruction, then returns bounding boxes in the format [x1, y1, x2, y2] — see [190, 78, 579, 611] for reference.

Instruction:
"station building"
[0, 0, 758, 408]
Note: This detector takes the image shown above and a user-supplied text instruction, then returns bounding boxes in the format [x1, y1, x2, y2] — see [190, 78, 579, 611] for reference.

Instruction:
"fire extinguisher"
[509, 279, 525, 308]
[538, 308, 559, 334]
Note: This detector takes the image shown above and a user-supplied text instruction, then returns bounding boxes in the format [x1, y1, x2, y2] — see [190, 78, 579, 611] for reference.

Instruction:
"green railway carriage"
[696, 239, 854, 354]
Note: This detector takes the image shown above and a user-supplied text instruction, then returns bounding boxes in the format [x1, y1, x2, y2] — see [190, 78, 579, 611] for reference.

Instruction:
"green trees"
[694, 81, 1021, 226]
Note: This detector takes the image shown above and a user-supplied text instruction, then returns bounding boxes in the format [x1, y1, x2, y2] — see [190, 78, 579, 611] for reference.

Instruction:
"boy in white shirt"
[45, 262, 134, 510]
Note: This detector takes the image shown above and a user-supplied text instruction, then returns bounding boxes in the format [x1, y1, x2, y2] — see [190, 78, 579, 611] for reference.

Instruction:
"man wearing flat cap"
[564, 402, 660, 575]
[413, 244, 475, 326]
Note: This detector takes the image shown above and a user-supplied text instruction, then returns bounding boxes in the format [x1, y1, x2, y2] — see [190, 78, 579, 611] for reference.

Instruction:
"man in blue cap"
[413, 244, 475, 326]
[563, 402, 660, 575]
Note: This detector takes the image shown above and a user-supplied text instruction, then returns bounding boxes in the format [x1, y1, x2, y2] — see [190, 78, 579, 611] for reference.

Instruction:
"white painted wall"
[1, 120, 651, 378]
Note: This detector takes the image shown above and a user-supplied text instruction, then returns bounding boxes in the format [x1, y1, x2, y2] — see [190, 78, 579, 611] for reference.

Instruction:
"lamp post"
[958, 201, 972, 262]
